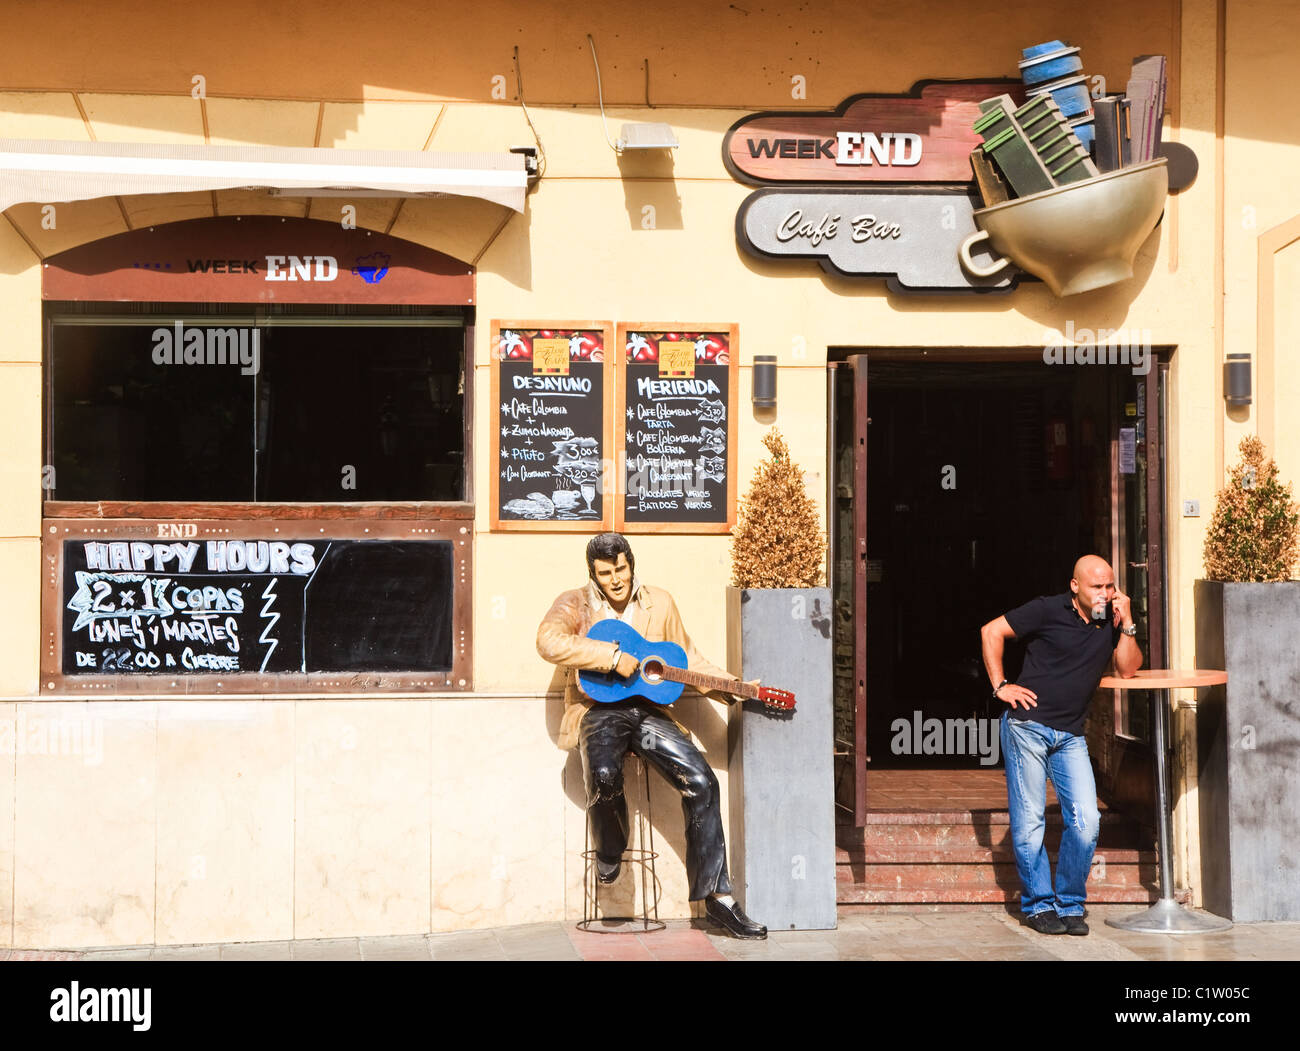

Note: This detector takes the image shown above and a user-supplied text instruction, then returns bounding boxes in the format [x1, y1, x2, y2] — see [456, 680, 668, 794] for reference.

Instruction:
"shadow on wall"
[0, 193, 533, 293]
[1, 2, 1238, 144]
[617, 150, 683, 231]
[733, 207, 1164, 331]
[552, 676, 732, 920]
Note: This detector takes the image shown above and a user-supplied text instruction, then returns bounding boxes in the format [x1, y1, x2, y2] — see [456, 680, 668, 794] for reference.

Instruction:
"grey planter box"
[1195, 579, 1300, 922]
[725, 587, 836, 930]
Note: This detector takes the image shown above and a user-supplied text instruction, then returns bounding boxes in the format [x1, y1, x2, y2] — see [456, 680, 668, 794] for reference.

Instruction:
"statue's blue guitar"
[577, 620, 796, 710]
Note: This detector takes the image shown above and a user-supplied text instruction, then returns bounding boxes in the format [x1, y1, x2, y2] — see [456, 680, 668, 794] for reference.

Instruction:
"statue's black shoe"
[596, 856, 621, 884]
[705, 897, 768, 940]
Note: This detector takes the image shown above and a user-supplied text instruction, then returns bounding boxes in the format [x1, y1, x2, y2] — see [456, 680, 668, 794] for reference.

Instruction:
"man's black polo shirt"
[1004, 593, 1120, 736]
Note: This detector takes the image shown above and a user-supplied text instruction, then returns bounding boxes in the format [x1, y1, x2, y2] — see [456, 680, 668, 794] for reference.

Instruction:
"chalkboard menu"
[616, 324, 738, 533]
[490, 321, 614, 531]
[42, 520, 472, 693]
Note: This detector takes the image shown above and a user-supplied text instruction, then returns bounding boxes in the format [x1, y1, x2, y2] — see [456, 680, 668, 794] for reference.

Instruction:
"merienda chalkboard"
[490, 321, 614, 531]
[617, 324, 738, 533]
[55, 536, 458, 681]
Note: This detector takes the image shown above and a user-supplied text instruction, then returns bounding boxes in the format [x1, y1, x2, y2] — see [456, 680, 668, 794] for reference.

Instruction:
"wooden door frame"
[850, 356, 869, 825]
[834, 348, 1170, 826]
[1145, 358, 1168, 670]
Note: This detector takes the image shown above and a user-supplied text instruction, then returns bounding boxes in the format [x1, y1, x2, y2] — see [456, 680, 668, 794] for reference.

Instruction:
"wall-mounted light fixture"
[753, 355, 778, 409]
[588, 35, 679, 155]
[1224, 353, 1251, 407]
[615, 122, 680, 152]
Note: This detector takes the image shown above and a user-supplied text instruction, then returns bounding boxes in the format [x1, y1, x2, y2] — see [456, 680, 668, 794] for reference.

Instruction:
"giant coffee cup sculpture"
[960, 71, 1171, 296]
[960, 158, 1168, 296]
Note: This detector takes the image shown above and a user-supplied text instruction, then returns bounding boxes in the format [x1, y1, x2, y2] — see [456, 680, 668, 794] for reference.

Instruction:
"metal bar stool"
[577, 754, 665, 933]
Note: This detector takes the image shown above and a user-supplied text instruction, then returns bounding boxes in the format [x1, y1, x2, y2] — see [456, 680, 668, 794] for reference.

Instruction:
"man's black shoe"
[1023, 910, 1067, 935]
[705, 897, 767, 940]
[1061, 914, 1089, 936]
[595, 857, 621, 884]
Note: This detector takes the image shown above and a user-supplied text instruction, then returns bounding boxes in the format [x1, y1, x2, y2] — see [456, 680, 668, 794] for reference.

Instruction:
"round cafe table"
[1098, 669, 1232, 934]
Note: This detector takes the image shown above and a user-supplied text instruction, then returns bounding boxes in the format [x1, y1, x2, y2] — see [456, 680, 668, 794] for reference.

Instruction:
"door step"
[837, 809, 1159, 905]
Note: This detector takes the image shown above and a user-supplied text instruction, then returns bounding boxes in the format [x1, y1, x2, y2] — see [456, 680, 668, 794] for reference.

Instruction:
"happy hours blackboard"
[490, 322, 614, 531]
[617, 325, 738, 533]
[50, 531, 469, 689]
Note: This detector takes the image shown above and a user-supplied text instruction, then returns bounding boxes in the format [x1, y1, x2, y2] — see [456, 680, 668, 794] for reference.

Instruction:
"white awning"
[0, 138, 529, 213]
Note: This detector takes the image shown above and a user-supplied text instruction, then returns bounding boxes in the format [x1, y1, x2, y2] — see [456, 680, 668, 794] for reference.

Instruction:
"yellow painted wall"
[0, 0, 1295, 943]
[0, 701, 12, 947]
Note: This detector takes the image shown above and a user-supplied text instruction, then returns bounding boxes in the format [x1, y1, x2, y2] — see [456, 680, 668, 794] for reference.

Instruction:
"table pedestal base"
[1097, 673, 1233, 936]
[1105, 898, 1233, 934]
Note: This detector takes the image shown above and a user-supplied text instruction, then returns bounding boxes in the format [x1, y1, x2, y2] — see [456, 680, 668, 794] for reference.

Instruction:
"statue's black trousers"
[579, 702, 732, 901]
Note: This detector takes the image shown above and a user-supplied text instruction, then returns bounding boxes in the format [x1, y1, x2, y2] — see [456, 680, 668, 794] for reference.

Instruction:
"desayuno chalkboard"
[59, 538, 454, 677]
[618, 326, 737, 532]
[491, 323, 613, 531]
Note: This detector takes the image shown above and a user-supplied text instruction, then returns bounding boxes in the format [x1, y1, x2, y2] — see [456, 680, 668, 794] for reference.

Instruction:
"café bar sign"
[724, 80, 1024, 292]
[736, 188, 1013, 293]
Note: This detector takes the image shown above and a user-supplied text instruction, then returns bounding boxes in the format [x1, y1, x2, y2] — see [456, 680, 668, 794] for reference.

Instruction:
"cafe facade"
[1, 0, 1297, 946]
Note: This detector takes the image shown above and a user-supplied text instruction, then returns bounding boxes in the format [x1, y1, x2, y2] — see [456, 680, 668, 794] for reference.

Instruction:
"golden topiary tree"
[1203, 435, 1300, 582]
[731, 428, 824, 588]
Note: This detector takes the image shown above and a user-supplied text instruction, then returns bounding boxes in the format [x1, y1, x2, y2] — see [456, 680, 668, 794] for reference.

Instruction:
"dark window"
[45, 309, 467, 503]
[48, 322, 254, 501]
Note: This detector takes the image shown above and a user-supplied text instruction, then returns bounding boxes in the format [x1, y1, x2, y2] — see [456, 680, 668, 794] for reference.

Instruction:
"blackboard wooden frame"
[614, 322, 739, 535]
[489, 320, 615, 533]
[40, 517, 473, 696]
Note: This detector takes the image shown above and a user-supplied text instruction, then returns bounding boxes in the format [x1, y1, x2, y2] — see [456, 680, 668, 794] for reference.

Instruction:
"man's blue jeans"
[1000, 712, 1100, 917]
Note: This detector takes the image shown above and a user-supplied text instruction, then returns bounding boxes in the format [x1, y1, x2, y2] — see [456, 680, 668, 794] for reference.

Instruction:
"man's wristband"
[992, 679, 1009, 699]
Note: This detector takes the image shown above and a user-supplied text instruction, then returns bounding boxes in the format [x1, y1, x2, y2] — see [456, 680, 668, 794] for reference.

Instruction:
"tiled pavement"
[4, 906, 1298, 961]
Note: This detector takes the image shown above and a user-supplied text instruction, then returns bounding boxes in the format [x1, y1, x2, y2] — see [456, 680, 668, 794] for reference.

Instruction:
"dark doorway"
[831, 353, 1165, 818]
[865, 357, 1111, 766]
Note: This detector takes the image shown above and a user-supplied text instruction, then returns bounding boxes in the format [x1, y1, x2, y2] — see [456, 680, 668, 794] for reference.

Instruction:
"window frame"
[42, 301, 475, 518]
[39, 301, 476, 695]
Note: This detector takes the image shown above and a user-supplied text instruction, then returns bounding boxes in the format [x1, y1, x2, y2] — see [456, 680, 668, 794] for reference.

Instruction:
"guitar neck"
[659, 665, 756, 699]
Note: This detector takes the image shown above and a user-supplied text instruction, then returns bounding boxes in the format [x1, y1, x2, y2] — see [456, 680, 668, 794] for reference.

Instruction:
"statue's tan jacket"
[537, 579, 733, 750]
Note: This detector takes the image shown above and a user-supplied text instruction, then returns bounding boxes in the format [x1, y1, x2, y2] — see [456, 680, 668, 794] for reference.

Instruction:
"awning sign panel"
[42, 215, 474, 305]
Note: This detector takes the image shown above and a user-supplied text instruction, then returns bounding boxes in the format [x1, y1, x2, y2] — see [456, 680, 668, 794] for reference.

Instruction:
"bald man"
[980, 556, 1143, 936]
